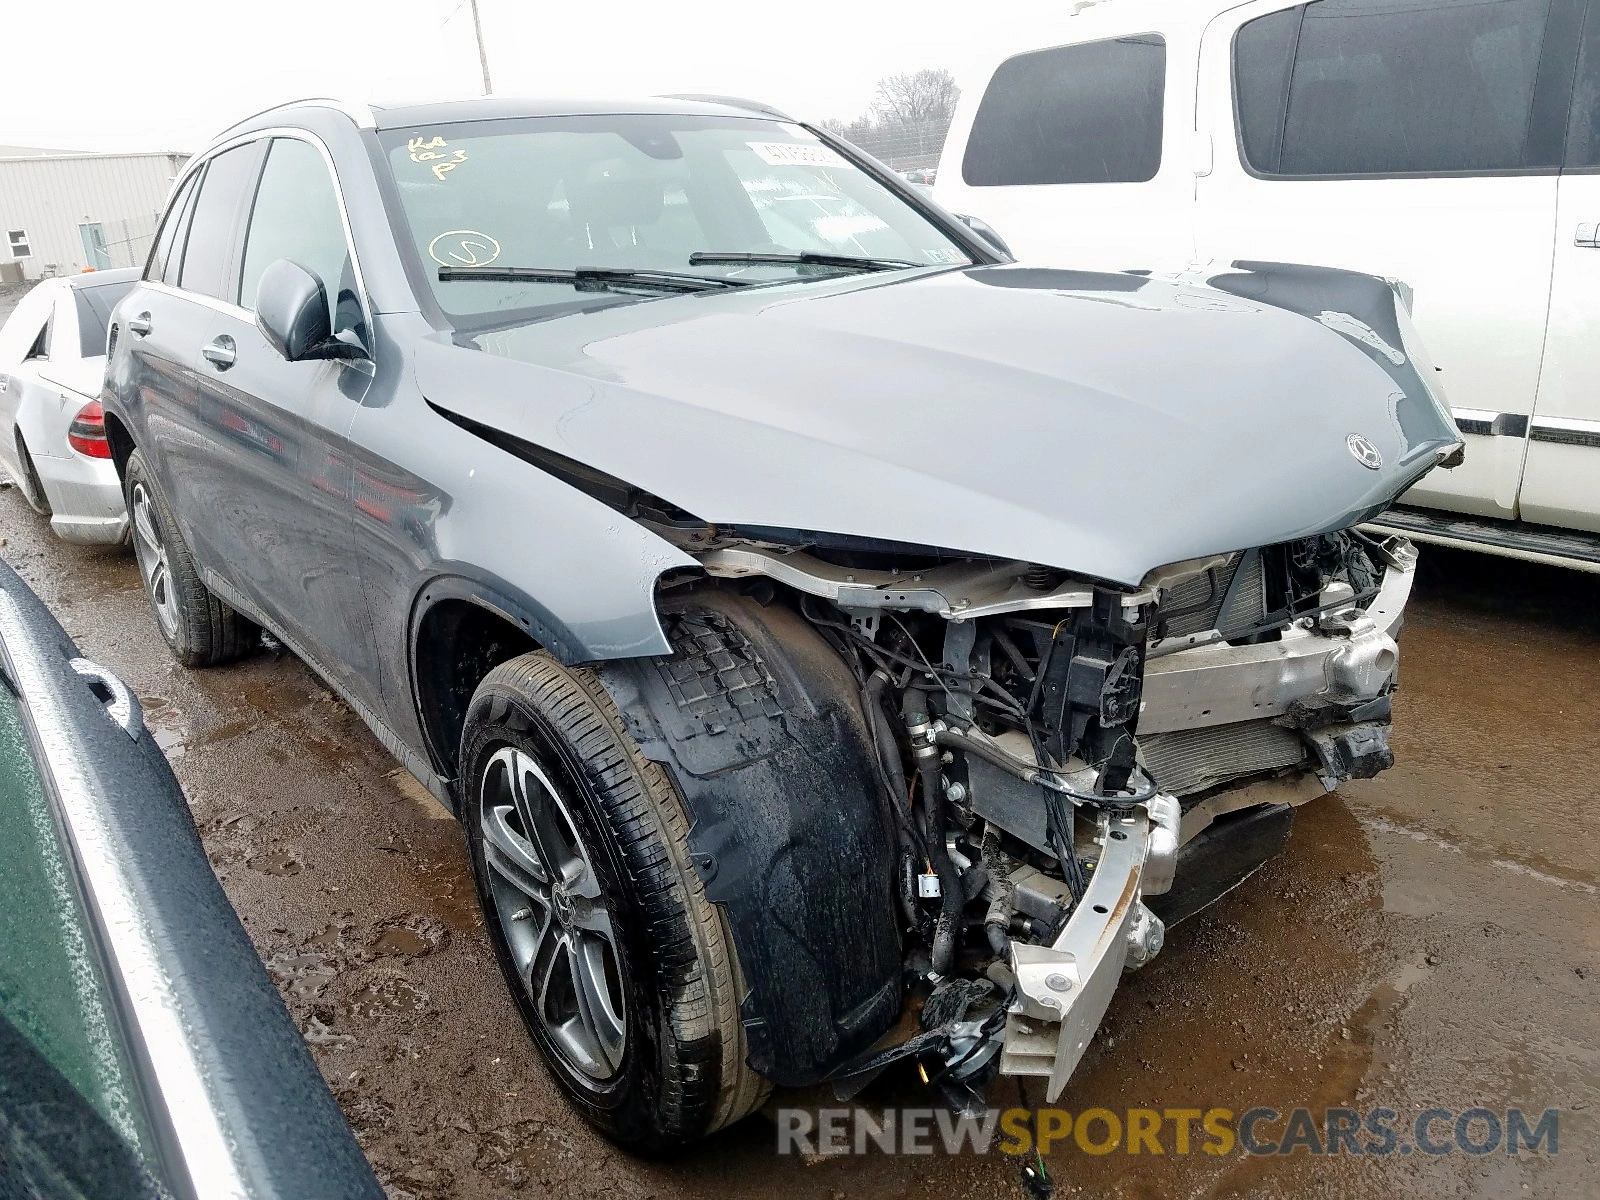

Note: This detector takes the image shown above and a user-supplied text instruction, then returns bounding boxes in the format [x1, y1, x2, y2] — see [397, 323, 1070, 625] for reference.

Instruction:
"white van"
[936, 0, 1600, 571]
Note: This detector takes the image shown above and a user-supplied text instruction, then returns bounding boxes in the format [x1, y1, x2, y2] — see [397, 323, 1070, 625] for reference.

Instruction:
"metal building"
[0, 147, 187, 282]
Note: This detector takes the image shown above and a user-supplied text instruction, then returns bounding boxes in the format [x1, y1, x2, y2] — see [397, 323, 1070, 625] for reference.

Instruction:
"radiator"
[1138, 717, 1308, 797]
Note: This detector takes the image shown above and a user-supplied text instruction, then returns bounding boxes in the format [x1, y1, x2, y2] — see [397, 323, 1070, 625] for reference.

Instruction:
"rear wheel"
[124, 448, 257, 667]
[14, 436, 51, 516]
[460, 652, 768, 1152]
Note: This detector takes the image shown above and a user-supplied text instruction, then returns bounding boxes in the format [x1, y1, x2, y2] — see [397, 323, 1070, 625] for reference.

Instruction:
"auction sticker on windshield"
[747, 141, 849, 169]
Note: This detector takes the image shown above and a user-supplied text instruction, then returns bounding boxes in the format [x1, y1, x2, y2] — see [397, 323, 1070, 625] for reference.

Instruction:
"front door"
[1194, 0, 1582, 521]
[188, 135, 378, 702]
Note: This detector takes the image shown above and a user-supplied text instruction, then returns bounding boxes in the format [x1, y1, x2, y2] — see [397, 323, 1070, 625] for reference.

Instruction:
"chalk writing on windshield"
[408, 135, 469, 182]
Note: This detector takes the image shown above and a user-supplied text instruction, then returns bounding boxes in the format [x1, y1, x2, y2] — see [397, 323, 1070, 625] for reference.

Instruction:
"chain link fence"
[98, 212, 161, 270]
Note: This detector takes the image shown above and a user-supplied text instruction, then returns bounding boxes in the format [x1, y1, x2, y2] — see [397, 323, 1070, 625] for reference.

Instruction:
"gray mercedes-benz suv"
[102, 95, 1457, 1150]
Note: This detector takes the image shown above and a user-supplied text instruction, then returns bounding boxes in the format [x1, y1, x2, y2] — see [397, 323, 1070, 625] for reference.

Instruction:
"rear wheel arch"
[13, 432, 52, 516]
[102, 410, 135, 480]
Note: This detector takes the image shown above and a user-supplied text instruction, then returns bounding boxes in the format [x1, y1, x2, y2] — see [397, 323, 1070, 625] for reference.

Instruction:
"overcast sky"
[5, 0, 1077, 153]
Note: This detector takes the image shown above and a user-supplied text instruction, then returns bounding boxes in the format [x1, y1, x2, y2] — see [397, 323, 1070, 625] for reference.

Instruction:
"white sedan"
[0, 268, 137, 544]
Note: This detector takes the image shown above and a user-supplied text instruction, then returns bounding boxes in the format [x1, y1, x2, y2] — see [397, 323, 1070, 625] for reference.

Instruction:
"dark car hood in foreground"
[418, 263, 1459, 586]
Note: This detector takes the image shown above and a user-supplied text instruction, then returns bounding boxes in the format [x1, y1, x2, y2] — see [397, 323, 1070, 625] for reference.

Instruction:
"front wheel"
[460, 652, 768, 1152]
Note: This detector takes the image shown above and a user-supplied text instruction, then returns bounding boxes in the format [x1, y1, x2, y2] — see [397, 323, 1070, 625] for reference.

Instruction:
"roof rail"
[211, 97, 376, 142]
[658, 94, 794, 121]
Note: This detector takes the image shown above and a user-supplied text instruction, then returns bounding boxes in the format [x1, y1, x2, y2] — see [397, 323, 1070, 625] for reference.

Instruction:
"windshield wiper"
[688, 251, 922, 273]
[437, 265, 751, 293]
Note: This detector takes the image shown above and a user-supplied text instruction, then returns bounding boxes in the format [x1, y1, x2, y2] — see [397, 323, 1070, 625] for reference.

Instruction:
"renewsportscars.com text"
[776, 1106, 1560, 1158]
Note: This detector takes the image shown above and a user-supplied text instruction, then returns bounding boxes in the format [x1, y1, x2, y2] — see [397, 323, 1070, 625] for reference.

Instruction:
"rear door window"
[962, 36, 1167, 186]
[177, 142, 264, 301]
[1234, 0, 1568, 177]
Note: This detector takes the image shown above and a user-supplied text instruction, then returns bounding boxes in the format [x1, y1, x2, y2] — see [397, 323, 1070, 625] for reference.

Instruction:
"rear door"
[936, 26, 1195, 270]
[187, 135, 377, 700]
[125, 145, 263, 567]
[1521, 1, 1600, 532]
[1195, 0, 1582, 521]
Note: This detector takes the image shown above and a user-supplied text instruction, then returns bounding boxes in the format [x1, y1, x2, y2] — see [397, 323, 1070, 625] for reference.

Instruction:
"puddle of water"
[142, 700, 190, 760]
[368, 926, 434, 958]
[303, 1014, 355, 1049]
[266, 949, 340, 999]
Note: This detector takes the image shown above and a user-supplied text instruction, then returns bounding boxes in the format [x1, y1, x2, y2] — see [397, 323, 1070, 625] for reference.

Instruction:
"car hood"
[417, 263, 1459, 587]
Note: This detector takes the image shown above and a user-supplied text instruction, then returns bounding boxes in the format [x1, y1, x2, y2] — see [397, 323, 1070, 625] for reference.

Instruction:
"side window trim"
[1231, 0, 1582, 180]
[150, 127, 373, 350]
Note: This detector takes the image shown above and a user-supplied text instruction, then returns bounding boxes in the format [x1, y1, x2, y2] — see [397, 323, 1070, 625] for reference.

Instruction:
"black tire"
[124, 448, 257, 667]
[461, 652, 768, 1152]
[15, 436, 51, 516]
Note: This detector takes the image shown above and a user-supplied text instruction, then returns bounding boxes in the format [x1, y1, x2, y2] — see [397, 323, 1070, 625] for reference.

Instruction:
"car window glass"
[1236, 0, 1554, 176]
[961, 36, 1166, 186]
[0, 678, 167, 1194]
[1566, 1, 1600, 166]
[75, 281, 135, 359]
[239, 138, 357, 335]
[146, 170, 199, 284]
[379, 114, 970, 328]
[160, 173, 202, 288]
[178, 142, 261, 300]
[25, 314, 51, 360]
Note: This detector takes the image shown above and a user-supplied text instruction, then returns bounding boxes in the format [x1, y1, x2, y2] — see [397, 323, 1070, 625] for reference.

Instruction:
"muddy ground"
[1, 479, 1595, 1198]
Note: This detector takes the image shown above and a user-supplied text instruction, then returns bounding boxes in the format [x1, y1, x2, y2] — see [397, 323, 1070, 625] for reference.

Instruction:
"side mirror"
[956, 213, 1014, 261]
[255, 259, 365, 362]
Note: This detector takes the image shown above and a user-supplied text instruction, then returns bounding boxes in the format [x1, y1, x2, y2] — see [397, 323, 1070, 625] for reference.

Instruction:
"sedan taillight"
[67, 401, 112, 459]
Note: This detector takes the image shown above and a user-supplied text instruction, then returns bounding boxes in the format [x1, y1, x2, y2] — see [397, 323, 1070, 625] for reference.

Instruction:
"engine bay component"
[1002, 807, 1163, 1099]
[669, 527, 1410, 1106]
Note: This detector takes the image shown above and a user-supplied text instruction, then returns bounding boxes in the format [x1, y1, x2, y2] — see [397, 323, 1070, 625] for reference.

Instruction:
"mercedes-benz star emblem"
[1346, 433, 1383, 470]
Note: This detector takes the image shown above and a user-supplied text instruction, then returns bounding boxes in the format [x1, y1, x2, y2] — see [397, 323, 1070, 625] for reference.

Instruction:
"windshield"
[379, 113, 970, 327]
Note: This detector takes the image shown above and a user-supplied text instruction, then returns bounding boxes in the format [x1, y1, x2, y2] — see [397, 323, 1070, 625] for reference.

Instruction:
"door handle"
[127, 311, 152, 336]
[69, 658, 144, 741]
[1576, 223, 1600, 248]
[202, 336, 236, 370]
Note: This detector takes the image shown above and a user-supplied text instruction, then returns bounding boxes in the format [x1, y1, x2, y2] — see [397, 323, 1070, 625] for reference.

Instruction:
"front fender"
[595, 587, 903, 1086]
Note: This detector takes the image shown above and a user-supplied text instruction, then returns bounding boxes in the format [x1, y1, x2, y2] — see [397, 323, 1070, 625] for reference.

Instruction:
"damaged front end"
[686, 523, 1412, 1104]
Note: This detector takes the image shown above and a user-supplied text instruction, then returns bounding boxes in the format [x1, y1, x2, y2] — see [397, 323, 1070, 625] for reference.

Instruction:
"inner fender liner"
[594, 587, 902, 1087]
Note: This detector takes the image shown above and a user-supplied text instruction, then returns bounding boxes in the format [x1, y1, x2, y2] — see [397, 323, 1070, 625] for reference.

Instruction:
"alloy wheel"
[479, 746, 627, 1080]
[129, 482, 180, 642]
